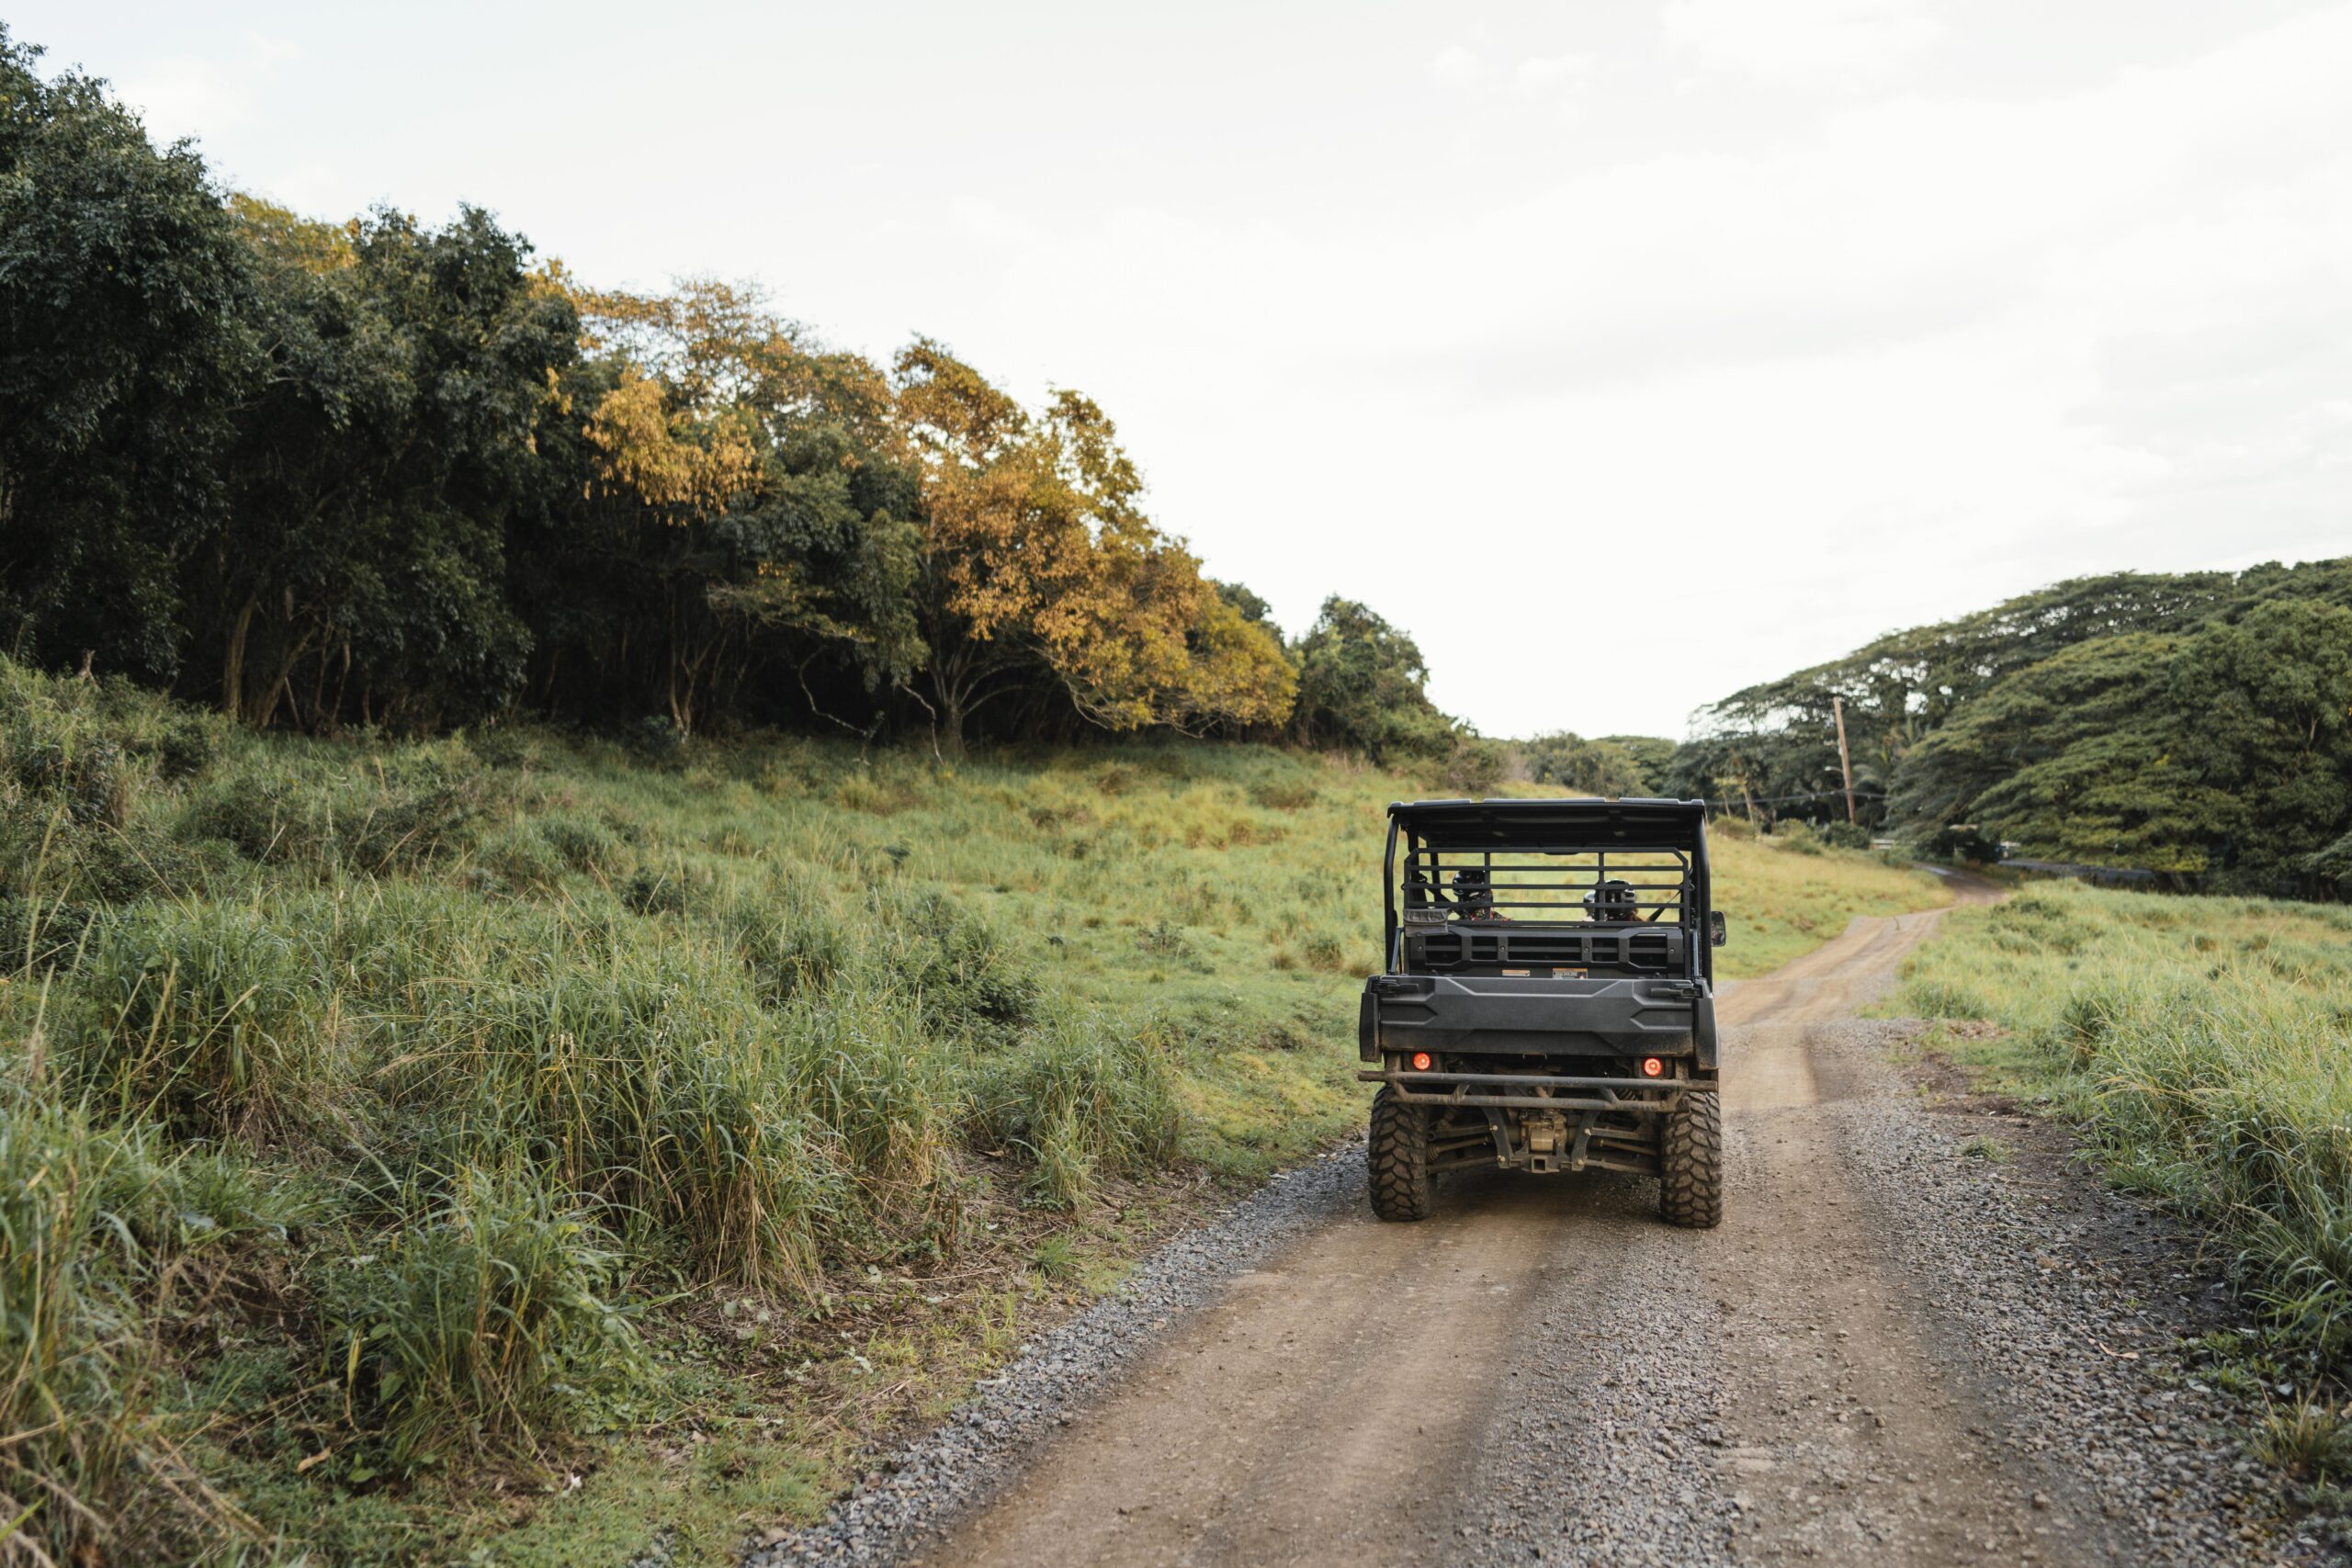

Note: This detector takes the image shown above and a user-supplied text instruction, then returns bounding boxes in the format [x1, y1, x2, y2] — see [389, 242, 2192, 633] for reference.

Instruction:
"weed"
[0, 1094, 232, 1563]
[2252, 1398, 2352, 1483]
[0, 652, 1951, 1557]
[325, 1167, 647, 1476]
[1888, 880, 2352, 1378]
[77, 902, 329, 1136]
[1031, 1234, 1081, 1281]
[970, 1012, 1184, 1208]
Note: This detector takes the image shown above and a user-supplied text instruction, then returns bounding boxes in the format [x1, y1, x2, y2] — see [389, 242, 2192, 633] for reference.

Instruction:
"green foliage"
[183, 743, 498, 874]
[1522, 731, 1657, 797]
[0, 26, 1305, 754]
[1441, 735, 1507, 795]
[1890, 882, 2352, 1382]
[325, 1167, 647, 1476]
[1291, 597, 1456, 761]
[1598, 735, 1676, 796]
[77, 902, 328, 1136]
[0, 27, 260, 686]
[969, 1012, 1185, 1207]
[0, 1092, 254, 1563]
[868, 882, 1042, 1033]
[1678, 561, 2352, 886]
[0, 651, 1942, 1561]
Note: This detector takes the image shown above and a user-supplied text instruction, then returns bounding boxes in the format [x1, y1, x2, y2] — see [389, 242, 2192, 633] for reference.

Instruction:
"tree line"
[1665, 561, 2352, 889]
[0, 28, 1463, 760]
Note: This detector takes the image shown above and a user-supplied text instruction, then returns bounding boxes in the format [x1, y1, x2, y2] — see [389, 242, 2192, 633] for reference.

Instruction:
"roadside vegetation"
[1887, 881, 2352, 1478]
[0, 658, 1941, 1563]
[1671, 563, 2352, 891]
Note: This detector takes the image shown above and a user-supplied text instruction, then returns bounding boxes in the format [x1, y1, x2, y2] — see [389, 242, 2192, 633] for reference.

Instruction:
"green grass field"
[1883, 880, 2352, 1477]
[0, 660, 1944, 1563]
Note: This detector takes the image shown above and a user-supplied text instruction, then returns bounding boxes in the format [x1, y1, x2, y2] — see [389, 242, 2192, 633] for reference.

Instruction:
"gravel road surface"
[754, 884, 2313, 1568]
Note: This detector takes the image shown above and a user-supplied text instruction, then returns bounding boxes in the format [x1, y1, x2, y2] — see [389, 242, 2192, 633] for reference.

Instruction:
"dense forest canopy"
[0, 28, 1456, 761]
[1667, 561, 2352, 887]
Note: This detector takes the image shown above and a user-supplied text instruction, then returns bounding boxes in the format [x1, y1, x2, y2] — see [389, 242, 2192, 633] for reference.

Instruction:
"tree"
[1891, 632, 2199, 867]
[1598, 736, 1677, 796]
[1672, 561, 2352, 832]
[892, 341, 1291, 751]
[1290, 597, 1454, 761]
[1888, 601, 2352, 881]
[0, 28, 259, 682]
[185, 202, 572, 730]
[523, 278, 923, 733]
[1523, 733, 1652, 797]
[2160, 599, 2352, 875]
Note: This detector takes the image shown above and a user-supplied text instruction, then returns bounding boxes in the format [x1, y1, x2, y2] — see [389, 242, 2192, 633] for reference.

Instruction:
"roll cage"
[1381, 798, 1719, 985]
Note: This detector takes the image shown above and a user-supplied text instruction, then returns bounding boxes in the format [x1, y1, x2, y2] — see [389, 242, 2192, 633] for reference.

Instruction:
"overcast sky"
[22, 1, 2351, 739]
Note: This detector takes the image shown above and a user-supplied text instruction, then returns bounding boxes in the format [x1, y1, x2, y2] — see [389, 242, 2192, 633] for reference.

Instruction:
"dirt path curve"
[912, 878, 2174, 1568]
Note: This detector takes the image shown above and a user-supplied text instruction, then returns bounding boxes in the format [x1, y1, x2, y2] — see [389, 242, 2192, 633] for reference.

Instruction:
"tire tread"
[1367, 1087, 1432, 1222]
[1660, 1087, 1724, 1228]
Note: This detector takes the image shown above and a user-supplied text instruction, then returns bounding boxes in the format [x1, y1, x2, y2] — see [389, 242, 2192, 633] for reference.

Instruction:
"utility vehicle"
[1357, 798, 1726, 1226]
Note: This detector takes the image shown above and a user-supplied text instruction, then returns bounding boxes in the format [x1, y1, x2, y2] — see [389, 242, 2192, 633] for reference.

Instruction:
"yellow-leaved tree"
[891, 340, 1293, 751]
[548, 277, 922, 730]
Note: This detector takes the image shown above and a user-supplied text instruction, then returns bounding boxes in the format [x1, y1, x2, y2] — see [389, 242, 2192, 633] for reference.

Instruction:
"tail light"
[1640, 1056, 1665, 1077]
[1410, 1052, 1433, 1072]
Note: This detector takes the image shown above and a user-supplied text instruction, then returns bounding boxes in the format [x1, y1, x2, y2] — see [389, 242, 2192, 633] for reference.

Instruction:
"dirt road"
[884, 881, 2267, 1567]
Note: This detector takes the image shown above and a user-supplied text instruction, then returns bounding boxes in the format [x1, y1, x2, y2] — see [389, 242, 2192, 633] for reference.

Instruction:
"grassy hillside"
[0, 660, 1943, 1564]
[1884, 882, 2352, 1472]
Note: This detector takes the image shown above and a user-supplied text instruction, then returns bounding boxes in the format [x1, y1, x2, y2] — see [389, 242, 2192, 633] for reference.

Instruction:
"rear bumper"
[1358, 974, 1717, 1066]
[1356, 1067, 1686, 1114]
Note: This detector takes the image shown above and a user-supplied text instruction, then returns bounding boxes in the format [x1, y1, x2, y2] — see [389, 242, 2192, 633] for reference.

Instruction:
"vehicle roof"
[1386, 796, 1708, 848]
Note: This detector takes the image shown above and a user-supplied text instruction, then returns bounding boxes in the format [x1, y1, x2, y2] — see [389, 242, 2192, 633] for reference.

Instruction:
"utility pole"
[1832, 695, 1857, 825]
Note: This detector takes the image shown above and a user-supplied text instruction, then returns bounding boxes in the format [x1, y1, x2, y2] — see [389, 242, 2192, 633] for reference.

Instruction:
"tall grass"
[0, 652, 1946, 1560]
[1892, 883, 2352, 1371]
[0, 1085, 291, 1562]
[326, 1166, 647, 1476]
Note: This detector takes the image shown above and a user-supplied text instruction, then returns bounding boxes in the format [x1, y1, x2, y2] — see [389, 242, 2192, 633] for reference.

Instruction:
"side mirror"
[1709, 911, 1728, 948]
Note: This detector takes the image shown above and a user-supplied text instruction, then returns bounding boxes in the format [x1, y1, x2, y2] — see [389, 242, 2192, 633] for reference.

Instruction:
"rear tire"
[1368, 1086, 1433, 1222]
[1660, 1087, 1723, 1228]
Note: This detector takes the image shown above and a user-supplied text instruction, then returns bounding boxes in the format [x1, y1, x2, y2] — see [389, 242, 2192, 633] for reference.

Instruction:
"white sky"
[24, 1, 2352, 739]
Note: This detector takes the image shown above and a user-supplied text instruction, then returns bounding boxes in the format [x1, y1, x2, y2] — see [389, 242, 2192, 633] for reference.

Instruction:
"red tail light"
[1641, 1056, 1665, 1077]
[1410, 1052, 1433, 1072]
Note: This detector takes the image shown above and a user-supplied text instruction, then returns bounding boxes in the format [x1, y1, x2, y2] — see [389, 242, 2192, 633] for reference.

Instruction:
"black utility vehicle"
[1357, 798, 1726, 1226]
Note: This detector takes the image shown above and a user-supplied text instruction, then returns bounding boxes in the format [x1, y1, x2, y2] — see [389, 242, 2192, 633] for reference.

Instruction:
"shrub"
[0, 1096, 230, 1563]
[1767, 820, 1824, 855]
[968, 1012, 1184, 1207]
[775, 988, 962, 1253]
[535, 811, 620, 874]
[77, 903, 327, 1136]
[1441, 736, 1505, 796]
[0, 894, 95, 975]
[389, 943, 849, 1292]
[1250, 779, 1318, 811]
[324, 1168, 646, 1475]
[621, 855, 713, 916]
[185, 745, 495, 874]
[868, 883, 1039, 1033]
[724, 870, 847, 1002]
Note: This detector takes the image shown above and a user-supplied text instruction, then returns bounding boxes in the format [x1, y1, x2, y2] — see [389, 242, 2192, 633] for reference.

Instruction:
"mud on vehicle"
[1358, 798, 1727, 1227]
